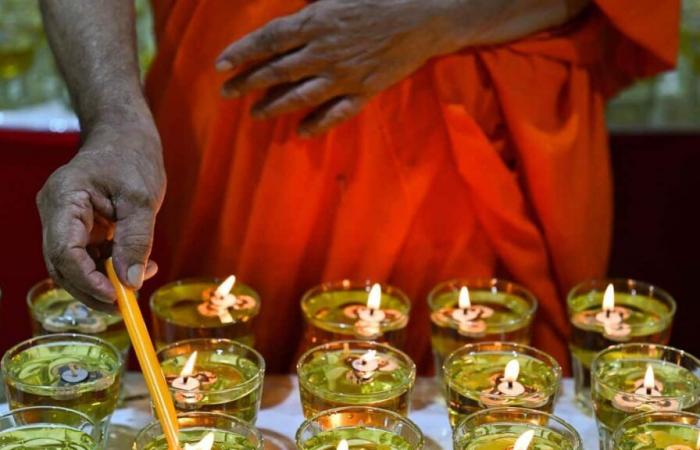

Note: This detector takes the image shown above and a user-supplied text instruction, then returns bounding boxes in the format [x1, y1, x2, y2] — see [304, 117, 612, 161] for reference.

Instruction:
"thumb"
[111, 207, 156, 290]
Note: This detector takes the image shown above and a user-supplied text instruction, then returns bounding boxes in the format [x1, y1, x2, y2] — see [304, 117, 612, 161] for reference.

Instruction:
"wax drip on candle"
[511, 430, 535, 450]
[183, 432, 215, 450]
[336, 439, 349, 450]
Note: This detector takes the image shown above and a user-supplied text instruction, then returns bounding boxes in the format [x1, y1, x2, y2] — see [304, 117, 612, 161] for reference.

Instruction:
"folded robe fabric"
[145, 0, 679, 373]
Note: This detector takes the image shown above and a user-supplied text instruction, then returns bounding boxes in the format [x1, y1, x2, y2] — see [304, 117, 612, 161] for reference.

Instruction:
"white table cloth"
[1, 373, 599, 449]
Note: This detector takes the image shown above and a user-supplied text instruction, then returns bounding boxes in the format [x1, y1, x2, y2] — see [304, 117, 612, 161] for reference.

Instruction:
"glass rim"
[613, 410, 700, 444]
[157, 338, 265, 397]
[592, 343, 700, 400]
[26, 277, 132, 315]
[300, 279, 411, 332]
[454, 406, 583, 448]
[567, 278, 677, 319]
[135, 411, 264, 449]
[1, 333, 123, 393]
[442, 341, 562, 398]
[296, 340, 416, 401]
[0, 404, 96, 425]
[295, 405, 424, 449]
[149, 276, 261, 322]
[0, 405, 99, 444]
[427, 278, 538, 328]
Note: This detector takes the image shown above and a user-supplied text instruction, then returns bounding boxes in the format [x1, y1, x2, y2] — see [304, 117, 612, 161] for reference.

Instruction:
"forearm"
[40, 0, 153, 135]
[446, 0, 591, 50]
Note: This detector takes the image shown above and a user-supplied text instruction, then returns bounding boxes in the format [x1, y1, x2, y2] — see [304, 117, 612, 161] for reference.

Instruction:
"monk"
[37, 0, 679, 372]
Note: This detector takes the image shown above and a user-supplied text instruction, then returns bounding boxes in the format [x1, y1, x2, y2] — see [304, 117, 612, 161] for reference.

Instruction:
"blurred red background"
[1, 129, 698, 371]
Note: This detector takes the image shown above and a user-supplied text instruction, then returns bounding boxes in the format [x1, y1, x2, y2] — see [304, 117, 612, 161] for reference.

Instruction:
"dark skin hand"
[38, 0, 587, 309]
[216, 0, 591, 136]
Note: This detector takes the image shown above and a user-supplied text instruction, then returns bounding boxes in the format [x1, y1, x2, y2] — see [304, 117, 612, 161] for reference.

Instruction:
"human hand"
[36, 120, 165, 311]
[215, 0, 461, 136]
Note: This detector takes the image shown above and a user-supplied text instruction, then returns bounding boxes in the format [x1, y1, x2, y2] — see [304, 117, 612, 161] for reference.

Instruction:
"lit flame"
[504, 359, 520, 383]
[367, 283, 382, 310]
[458, 286, 471, 310]
[643, 364, 656, 392]
[215, 275, 236, 298]
[179, 351, 198, 378]
[361, 349, 378, 363]
[696, 432, 700, 450]
[183, 432, 214, 450]
[513, 430, 535, 450]
[602, 283, 615, 311]
[336, 440, 349, 450]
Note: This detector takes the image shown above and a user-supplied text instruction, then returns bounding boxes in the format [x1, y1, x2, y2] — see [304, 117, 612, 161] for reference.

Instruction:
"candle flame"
[643, 364, 656, 391]
[367, 283, 382, 310]
[215, 275, 236, 298]
[183, 432, 214, 450]
[361, 349, 377, 363]
[513, 430, 535, 450]
[180, 351, 198, 378]
[336, 440, 349, 450]
[602, 283, 615, 311]
[504, 359, 520, 383]
[458, 286, 471, 310]
[696, 431, 700, 449]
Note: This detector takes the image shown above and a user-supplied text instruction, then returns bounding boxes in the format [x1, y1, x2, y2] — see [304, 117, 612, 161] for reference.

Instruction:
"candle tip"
[513, 430, 535, 450]
[458, 286, 471, 309]
[215, 275, 236, 297]
[603, 283, 615, 311]
[367, 283, 382, 310]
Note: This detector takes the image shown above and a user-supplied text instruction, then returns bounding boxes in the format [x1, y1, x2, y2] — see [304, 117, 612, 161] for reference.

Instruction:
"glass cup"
[157, 338, 265, 423]
[1, 333, 123, 442]
[443, 342, 561, 428]
[150, 277, 261, 349]
[453, 407, 583, 450]
[591, 343, 700, 450]
[133, 411, 264, 450]
[27, 278, 131, 360]
[296, 406, 424, 450]
[428, 279, 537, 375]
[613, 411, 700, 449]
[568, 279, 676, 412]
[300, 280, 411, 352]
[297, 340, 416, 418]
[0, 406, 99, 449]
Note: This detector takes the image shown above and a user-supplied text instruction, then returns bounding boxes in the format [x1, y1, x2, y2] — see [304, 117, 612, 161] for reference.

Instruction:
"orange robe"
[146, 0, 679, 373]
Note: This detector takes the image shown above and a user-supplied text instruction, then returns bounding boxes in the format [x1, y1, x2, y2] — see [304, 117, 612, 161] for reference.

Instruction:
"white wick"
[513, 430, 535, 450]
[352, 349, 380, 372]
[497, 359, 525, 396]
[172, 351, 200, 391]
[184, 432, 215, 450]
[336, 439, 349, 450]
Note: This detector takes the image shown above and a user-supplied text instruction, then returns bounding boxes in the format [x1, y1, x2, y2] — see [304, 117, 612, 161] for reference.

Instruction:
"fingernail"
[215, 60, 233, 72]
[127, 264, 145, 289]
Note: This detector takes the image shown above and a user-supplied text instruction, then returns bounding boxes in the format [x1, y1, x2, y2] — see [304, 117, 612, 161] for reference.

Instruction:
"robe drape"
[145, 0, 679, 373]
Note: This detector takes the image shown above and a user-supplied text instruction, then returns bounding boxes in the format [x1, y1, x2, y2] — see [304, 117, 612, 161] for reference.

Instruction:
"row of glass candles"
[0, 274, 695, 449]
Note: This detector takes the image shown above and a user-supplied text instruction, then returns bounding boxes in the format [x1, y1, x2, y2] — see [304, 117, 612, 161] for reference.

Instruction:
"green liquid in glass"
[0, 425, 96, 450]
[300, 427, 413, 450]
[3, 341, 121, 431]
[143, 428, 257, 450]
[161, 350, 261, 421]
[457, 429, 572, 450]
[30, 288, 129, 355]
[445, 352, 558, 426]
[616, 422, 700, 449]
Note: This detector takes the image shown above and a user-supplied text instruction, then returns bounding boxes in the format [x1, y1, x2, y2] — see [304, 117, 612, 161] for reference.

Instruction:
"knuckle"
[120, 233, 152, 254]
[259, 23, 283, 53]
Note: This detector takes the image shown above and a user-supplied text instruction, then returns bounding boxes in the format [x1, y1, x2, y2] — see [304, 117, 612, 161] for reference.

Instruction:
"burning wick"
[172, 351, 201, 392]
[512, 430, 535, 450]
[352, 349, 380, 373]
[336, 440, 349, 450]
[451, 286, 480, 322]
[357, 283, 386, 323]
[497, 359, 526, 396]
[634, 365, 662, 397]
[59, 363, 89, 384]
[183, 431, 214, 450]
[595, 283, 624, 325]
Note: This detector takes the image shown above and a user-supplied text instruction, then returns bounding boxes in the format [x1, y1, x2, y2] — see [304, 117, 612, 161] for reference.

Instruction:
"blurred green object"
[0, 0, 155, 111]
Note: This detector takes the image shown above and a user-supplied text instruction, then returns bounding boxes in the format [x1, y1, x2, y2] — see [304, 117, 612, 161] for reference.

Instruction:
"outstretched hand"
[36, 121, 165, 311]
[215, 0, 459, 136]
